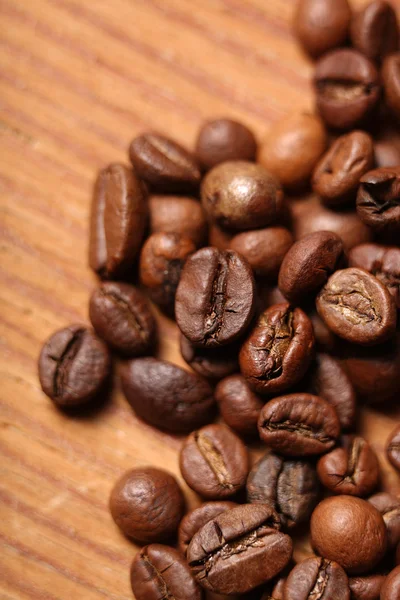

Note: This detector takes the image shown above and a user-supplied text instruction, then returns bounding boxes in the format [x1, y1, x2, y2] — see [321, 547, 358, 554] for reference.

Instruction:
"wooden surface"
[1, 0, 400, 598]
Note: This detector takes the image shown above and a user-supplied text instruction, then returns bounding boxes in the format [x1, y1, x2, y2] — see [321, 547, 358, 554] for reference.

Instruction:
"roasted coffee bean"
[382, 53, 400, 121]
[357, 167, 400, 234]
[247, 451, 319, 529]
[180, 335, 239, 382]
[149, 195, 208, 248]
[215, 374, 264, 437]
[187, 504, 292, 595]
[139, 232, 195, 315]
[129, 132, 201, 192]
[375, 139, 400, 168]
[309, 311, 338, 353]
[317, 436, 379, 497]
[178, 501, 237, 556]
[386, 425, 400, 473]
[208, 223, 234, 250]
[349, 574, 386, 600]
[131, 544, 202, 600]
[380, 566, 400, 600]
[278, 231, 345, 305]
[89, 164, 148, 279]
[258, 394, 340, 457]
[109, 467, 184, 543]
[175, 247, 255, 348]
[196, 118, 257, 171]
[350, 1, 399, 63]
[369, 493, 400, 550]
[89, 282, 156, 356]
[201, 161, 284, 231]
[310, 496, 387, 574]
[312, 131, 374, 206]
[316, 268, 397, 346]
[269, 577, 287, 600]
[38, 325, 111, 407]
[120, 358, 215, 433]
[283, 557, 350, 600]
[179, 424, 249, 499]
[239, 304, 315, 395]
[314, 49, 380, 130]
[259, 113, 327, 191]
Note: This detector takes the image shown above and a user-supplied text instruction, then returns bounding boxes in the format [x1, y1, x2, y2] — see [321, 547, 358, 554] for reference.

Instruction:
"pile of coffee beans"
[38, 0, 400, 598]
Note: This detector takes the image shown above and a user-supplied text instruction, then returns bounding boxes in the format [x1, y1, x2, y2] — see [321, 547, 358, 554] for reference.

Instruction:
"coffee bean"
[348, 574, 386, 600]
[178, 501, 237, 556]
[179, 424, 249, 499]
[38, 325, 111, 407]
[247, 451, 320, 529]
[196, 118, 257, 170]
[357, 167, 400, 234]
[258, 394, 340, 457]
[239, 303, 315, 395]
[310, 496, 387, 574]
[314, 49, 380, 130]
[187, 504, 292, 595]
[89, 164, 148, 279]
[149, 195, 208, 248]
[131, 544, 202, 600]
[375, 139, 400, 168]
[89, 282, 156, 356]
[120, 357, 215, 433]
[109, 467, 184, 543]
[312, 131, 374, 206]
[129, 132, 201, 192]
[278, 231, 345, 305]
[382, 52, 400, 121]
[380, 566, 400, 600]
[201, 161, 284, 231]
[175, 247, 256, 348]
[386, 424, 400, 473]
[180, 335, 239, 381]
[268, 576, 287, 600]
[368, 493, 400, 550]
[350, 1, 399, 63]
[215, 374, 264, 437]
[284, 557, 350, 600]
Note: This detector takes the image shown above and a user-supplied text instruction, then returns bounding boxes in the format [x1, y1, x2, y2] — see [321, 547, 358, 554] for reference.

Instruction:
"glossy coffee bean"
[258, 394, 340, 457]
[375, 139, 400, 168]
[314, 49, 380, 130]
[109, 467, 184, 543]
[239, 303, 315, 395]
[386, 425, 400, 473]
[316, 268, 397, 346]
[357, 167, 400, 234]
[350, 1, 399, 63]
[89, 164, 148, 279]
[311, 496, 387, 574]
[349, 244, 400, 309]
[180, 335, 239, 382]
[149, 195, 208, 248]
[349, 574, 386, 600]
[131, 544, 202, 600]
[382, 53, 400, 120]
[369, 493, 400, 550]
[89, 282, 156, 356]
[196, 118, 257, 170]
[283, 557, 350, 600]
[187, 504, 292, 595]
[38, 325, 111, 407]
[380, 566, 400, 600]
[179, 424, 249, 499]
[175, 247, 255, 348]
[178, 501, 237, 556]
[215, 374, 264, 437]
[120, 358, 215, 433]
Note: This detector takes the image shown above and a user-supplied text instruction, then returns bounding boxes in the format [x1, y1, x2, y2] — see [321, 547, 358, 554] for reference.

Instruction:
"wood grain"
[1, 0, 399, 598]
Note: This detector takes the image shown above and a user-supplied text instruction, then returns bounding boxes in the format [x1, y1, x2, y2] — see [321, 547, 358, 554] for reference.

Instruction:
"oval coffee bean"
[120, 357, 215, 433]
[196, 118, 257, 171]
[187, 504, 292, 595]
[89, 164, 148, 279]
[258, 394, 340, 457]
[178, 501, 237, 556]
[349, 574, 386, 600]
[131, 544, 202, 600]
[316, 268, 397, 346]
[149, 195, 208, 248]
[38, 325, 111, 407]
[380, 566, 400, 600]
[368, 493, 400, 550]
[283, 557, 350, 600]
[382, 52, 400, 120]
[357, 167, 400, 234]
[239, 303, 315, 396]
[179, 424, 249, 499]
[349, 244, 400, 309]
[386, 424, 400, 473]
[350, 1, 399, 63]
[175, 247, 256, 348]
[215, 374, 264, 437]
[180, 335, 239, 382]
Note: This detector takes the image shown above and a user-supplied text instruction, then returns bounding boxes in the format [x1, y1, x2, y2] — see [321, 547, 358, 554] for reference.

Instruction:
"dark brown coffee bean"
[196, 118, 257, 171]
[369, 493, 400, 550]
[278, 231, 345, 305]
[88, 282, 156, 356]
[215, 374, 264, 437]
[382, 52, 400, 121]
[129, 132, 201, 192]
[350, 1, 399, 63]
[258, 394, 340, 456]
[149, 195, 208, 248]
[375, 139, 400, 168]
[293, 0, 351, 58]
[283, 557, 350, 600]
[120, 357, 215, 433]
[357, 167, 400, 234]
[180, 335, 239, 382]
[89, 164, 148, 279]
[131, 544, 202, 600]
[349, 244, 400, 309]
[175, 247, 256, 348]
[179, 424, 249, 499]
[316, 268, 397, 346]
[38, 325, 111, 407]
[314, 49, 381, 130]
[187, 504, 292, 595]
[247, 451, 320, 529]
[139, 232, 196, 315]
[380, 566, 400, 600]
[201, 161, 284, 231]
[387, 425, 400, 473]
[109, 467, 184, 543]
[239, 303, 315, 395]
[349, 574, 386, 600]
[312, 131, 374, 206]
[178, 501, 237, 556]
[309, 310, 338, 353]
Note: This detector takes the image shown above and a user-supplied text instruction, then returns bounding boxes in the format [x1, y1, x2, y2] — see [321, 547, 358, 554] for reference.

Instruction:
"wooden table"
[1, 0, 399, 598]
